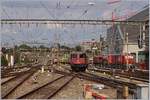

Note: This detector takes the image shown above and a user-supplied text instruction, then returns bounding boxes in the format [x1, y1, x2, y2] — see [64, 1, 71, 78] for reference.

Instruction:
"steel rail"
[17, 75, 66, 99]
[2, 71, 36, 99]
[54, 69, 145, 89]
[47, 76, 74, 99]
[54, 69, 135, 94]
[1, 64, 42, 78]
[88, 68, 149, 82]
[17, 75, 74, 99]
[1, 76, 17, 85]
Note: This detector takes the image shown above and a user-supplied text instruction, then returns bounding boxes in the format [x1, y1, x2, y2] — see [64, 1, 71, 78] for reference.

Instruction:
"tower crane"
[107, 0, 121, 5]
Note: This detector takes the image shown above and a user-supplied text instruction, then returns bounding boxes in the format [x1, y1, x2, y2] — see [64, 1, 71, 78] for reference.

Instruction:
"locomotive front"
[69, 52, 88, 72]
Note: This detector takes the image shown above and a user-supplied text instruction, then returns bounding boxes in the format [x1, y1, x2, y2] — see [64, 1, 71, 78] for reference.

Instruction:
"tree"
[1, 47, 7, 54]
[75, 45, 82, 51]
[1, 55, 8, 66]
[39, 45, 46, 49]
[60, 45, 71, 50]
[85, 49, 92, 53]
[19, 44, 31, 50]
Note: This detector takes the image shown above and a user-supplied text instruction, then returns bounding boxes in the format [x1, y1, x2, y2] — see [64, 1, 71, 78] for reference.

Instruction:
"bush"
[1, 55, 8, 66]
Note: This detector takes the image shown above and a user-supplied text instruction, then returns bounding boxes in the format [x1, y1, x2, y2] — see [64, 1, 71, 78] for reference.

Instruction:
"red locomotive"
[93, 55, 107, 67]
[69, 52, 88, 72]
[107, 54, 135, 69]
[93, 54, 136, 70]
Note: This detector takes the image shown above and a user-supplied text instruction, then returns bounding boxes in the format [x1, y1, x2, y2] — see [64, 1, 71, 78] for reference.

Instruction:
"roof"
[128, 8, 149, 21]
[107, 7, 149, 44]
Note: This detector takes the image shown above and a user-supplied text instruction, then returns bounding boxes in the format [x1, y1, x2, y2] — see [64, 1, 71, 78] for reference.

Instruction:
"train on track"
[69, 52, 88, 72]
[62, 50, 148, 72]
[93, 54, 136, 70]
[93, 51, 149, 70]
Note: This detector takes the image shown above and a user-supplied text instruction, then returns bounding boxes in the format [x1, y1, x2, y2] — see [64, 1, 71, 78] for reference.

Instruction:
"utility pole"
[99, 34, 102, 55]
[126, 32, 129, 70]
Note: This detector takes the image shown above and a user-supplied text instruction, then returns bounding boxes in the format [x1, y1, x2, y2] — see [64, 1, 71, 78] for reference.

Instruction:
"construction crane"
[107, 0, 137, 33]
[107, 0, 121, 33]
[107, 0, 121, 5]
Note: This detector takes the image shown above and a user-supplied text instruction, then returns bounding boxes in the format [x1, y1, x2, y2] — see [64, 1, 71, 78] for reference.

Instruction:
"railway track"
[54, 68, 147, 92]
[17, 75, 74, 99]
[88, 68, 149, 82]
[1, 70, 36, 99]
[1, 65, 148, 99]
[1, 76, 17, 85]
[1, 64, 41, 78]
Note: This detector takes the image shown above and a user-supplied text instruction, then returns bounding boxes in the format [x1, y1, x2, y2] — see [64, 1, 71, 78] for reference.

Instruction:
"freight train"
[93, 54, 135, 69]
[69, 52, 88, 72]
[109, 54, 135, 69]
[93, 52, 149, 70]
[68, 51, 148, 72]
[93, 54, 136, 70]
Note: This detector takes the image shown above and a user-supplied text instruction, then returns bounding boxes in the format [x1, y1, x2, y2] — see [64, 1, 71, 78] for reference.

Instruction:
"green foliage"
[1, 47, 7, 54]
[19, 44, 31, 49]
[1, 55, 8, 66]
[60, 45, 71, 50]
[39, 45, 46, 49]
[85, 49, 92, 53]
[14, 52, 20, 64]
[75, 45, 82, 51]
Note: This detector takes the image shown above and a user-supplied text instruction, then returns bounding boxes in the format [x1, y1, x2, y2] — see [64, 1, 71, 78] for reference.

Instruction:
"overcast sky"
[1, 0, 149, 47]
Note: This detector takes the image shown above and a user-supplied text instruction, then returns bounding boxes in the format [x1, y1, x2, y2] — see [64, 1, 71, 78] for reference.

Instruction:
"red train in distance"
[93, 55, 108, 67]
[93, 54, 136, 70]
[107, 54, 136, 69]
[69, 52, 88, 72]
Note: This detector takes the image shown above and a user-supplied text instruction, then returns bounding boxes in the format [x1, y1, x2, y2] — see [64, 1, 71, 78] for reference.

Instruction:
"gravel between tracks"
[22, 76, 73, 99]
[5, 70, 63, 99]
[87, 69, 148, 85]
[1, 73, 31, 98]
[1, 76, 16, 84]
[52, 77, 117, 99]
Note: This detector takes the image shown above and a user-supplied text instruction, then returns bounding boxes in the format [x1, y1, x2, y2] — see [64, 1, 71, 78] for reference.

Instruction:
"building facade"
[106, 7, 149, 63]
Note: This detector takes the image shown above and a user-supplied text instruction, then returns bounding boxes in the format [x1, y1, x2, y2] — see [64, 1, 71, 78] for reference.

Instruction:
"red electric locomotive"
[69, 52, 88, 72]
[107, 54, 135, 69]
[93, 55, 107, 67]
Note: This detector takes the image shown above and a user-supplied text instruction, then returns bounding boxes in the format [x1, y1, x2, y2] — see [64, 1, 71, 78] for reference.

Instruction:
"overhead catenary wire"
[76, 1, 95, 19]
[66, 0, 75, 9]
[39, 1, 55, 19]
[59, 0, 79, 19]
[77, 7, 90, 19]
[2, 7, 11, 19]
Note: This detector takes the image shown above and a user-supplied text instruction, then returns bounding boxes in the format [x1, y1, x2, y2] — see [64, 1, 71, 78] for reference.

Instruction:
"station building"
[106, 7, 149, 63]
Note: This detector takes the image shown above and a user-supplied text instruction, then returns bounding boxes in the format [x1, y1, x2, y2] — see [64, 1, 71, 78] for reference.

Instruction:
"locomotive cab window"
[80, 53, 86, 58]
